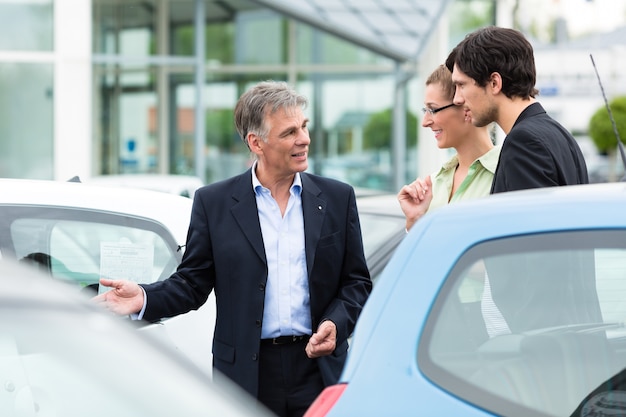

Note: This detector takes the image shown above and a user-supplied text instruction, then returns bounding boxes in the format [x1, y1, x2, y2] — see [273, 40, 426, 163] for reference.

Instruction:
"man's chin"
[295, 162, 308, 173]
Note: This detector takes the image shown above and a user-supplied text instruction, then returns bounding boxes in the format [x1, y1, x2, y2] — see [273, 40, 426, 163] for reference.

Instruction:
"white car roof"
[0, 178, 193, 241]
[87, 174, 204, 198]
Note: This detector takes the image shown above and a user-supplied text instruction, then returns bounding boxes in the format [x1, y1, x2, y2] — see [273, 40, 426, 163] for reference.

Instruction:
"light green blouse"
[427, 145, 501, 214]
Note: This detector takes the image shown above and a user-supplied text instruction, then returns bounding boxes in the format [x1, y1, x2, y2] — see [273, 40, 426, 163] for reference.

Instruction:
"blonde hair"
[425, 64, 455, 101]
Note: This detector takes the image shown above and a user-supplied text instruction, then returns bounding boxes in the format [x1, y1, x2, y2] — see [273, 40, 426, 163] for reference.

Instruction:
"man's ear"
[247, 132, 263, 155]
[489, 72, 503, 94]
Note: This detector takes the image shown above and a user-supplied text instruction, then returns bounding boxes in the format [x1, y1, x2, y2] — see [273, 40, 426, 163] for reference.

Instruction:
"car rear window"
[419, 230, 626, 417]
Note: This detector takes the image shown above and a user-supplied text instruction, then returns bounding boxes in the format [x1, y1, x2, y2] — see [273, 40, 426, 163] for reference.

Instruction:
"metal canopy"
[249, 0, 451, 63]
[97, 0, 451, 63]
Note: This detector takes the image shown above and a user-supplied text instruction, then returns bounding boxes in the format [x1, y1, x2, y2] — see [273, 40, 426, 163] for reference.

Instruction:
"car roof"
[0, 178, 193, 239]
[415, 182, 626, 239]
[87, 174, 204, 197]
[356, 192, 404, 217]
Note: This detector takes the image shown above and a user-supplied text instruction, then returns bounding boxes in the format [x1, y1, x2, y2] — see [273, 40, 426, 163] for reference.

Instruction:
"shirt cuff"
[129, 286, 147, 320]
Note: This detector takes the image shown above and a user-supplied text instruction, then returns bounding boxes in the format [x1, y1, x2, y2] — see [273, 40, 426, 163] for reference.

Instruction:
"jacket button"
[255, 320, 261, 327]
[259, 283, 265, 291]
[252, 354, 258, 361]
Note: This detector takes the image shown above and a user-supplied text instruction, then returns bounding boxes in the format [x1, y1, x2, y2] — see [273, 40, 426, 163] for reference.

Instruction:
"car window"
[419, 230, 626, 417]
[2, 207, 182, 294]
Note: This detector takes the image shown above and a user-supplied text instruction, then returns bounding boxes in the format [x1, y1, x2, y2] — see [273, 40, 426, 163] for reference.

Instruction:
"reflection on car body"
[306, 183, 626, 417]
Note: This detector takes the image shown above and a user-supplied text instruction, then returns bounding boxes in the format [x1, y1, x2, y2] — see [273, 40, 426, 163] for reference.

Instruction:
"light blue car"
[307, 182, 626, 417]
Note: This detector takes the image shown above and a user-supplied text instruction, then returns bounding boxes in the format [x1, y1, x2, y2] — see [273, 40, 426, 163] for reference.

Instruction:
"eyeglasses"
[421, 103, 456, 116]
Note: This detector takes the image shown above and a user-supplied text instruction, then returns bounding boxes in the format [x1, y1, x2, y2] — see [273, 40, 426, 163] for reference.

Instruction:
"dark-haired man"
[446, 26, 588, 192]
[446, 27, 598, 337]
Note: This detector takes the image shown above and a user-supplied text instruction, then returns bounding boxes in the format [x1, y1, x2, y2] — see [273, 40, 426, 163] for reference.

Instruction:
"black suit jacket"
[491, 102, 589, 193]
[140, 169, 372, 397]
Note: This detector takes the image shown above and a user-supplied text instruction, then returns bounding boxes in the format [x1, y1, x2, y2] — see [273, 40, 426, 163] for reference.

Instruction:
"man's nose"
[297, 129, 311, 144]
[453, 90, 464, 106]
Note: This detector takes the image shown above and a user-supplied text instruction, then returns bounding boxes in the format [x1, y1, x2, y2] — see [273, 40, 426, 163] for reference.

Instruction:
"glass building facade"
[0, 0, 54, 179]
[91, 0, 424, 190]
[1, 0, 478, 191]
[1, 1, 619, 191]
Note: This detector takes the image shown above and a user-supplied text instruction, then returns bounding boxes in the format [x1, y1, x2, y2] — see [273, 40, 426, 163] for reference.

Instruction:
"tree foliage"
[205, 108, 244, 151]
[363, 108, 418, 150]
[588, 96, 626, 155]
[171, 23, 234, 62]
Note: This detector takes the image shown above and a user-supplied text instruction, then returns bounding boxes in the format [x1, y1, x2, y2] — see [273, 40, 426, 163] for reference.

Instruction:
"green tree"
[448, 0, 495, 45]
[171, 22, 234, 62]
[589, 96, 626, 181]
[363, 108, 418, 150]
[589, 96, 626, 155]
[205, 108, 243, 151]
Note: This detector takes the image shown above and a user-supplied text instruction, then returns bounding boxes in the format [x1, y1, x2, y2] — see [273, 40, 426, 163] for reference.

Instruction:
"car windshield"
[419, 230, 626, 417]
[0, 206, 181, 294]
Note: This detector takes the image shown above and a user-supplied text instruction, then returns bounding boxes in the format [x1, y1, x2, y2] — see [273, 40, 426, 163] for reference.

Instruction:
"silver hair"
[234, 80, 308, 148]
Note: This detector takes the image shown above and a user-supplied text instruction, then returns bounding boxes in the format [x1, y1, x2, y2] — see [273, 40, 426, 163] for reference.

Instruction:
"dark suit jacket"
[140, 169, 372, 397]
[490, 102, 589, 193]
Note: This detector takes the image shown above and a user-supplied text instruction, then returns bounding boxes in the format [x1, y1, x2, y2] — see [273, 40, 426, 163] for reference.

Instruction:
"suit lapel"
[301, 174, 326, 278]
[230, 170, 267, 264]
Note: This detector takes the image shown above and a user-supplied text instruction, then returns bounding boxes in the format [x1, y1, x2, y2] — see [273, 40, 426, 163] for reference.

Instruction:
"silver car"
[0, 259, 273, 417]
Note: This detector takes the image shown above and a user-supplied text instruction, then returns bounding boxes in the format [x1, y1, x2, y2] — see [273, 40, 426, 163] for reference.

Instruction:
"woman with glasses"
[397, 64, 500, 232]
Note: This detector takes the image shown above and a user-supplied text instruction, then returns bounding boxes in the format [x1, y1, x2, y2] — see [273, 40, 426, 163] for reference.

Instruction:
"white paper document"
[98, 242, 154, 294]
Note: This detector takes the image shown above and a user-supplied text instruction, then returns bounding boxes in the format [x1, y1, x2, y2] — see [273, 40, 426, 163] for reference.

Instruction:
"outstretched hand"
[305, 320, 337, 359]
[397, 175, 433, 231]
[92, 278, 144, 316]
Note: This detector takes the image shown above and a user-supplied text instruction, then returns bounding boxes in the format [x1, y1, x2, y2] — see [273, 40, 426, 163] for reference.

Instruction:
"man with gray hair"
[95, 80, 372, 417]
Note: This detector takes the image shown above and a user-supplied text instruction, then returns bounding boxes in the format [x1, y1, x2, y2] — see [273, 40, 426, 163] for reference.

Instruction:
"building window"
[0, 63, 53, 179]
[92, 0, 402, 191]
[0, 0, 53, 51]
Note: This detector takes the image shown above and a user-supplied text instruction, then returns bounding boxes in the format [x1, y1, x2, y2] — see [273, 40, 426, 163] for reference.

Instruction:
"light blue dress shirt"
[252, 163, 311, 339]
